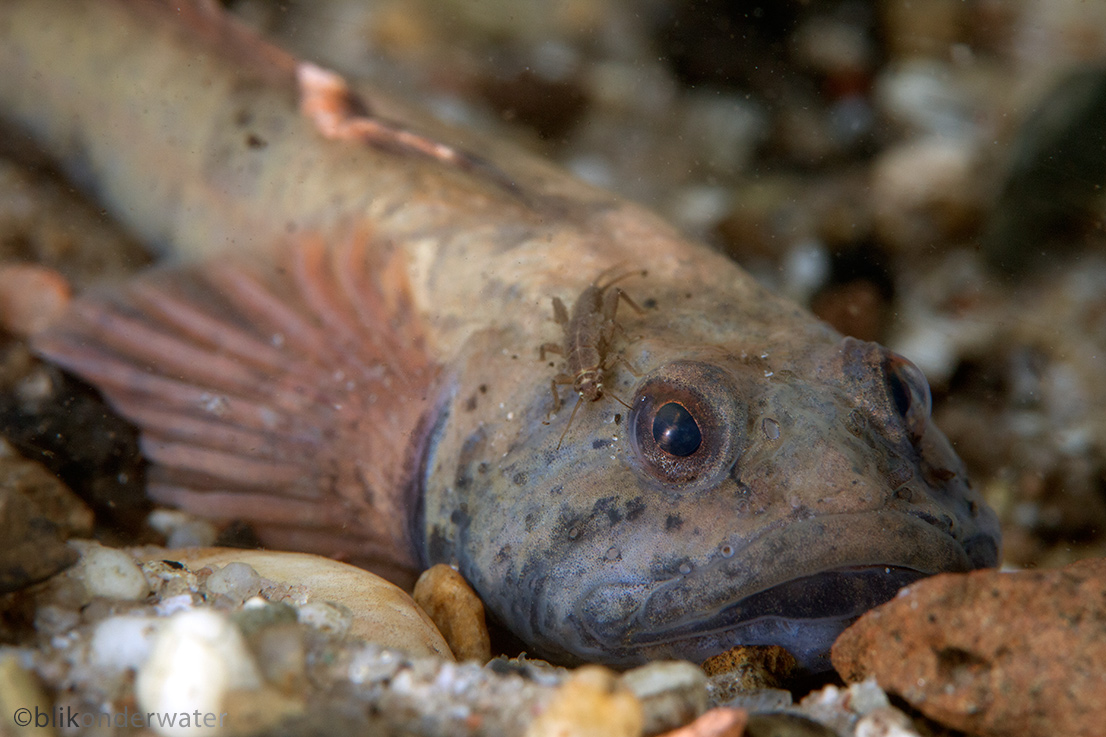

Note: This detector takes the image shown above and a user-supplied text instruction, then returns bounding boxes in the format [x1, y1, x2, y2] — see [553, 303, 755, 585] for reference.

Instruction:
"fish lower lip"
[649, 564, 927, 640]
[581, 565, 927, 672]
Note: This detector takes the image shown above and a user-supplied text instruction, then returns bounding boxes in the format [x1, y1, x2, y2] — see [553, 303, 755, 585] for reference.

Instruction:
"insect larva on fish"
[539, 266, 648, 449]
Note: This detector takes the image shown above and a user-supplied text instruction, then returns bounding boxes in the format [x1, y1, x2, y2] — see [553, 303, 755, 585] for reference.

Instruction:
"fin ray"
[33, 233, 438, 581]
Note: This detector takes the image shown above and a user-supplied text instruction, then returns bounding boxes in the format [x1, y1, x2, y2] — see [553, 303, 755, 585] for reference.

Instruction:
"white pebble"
[206, 562, 262, 604]
[137, 610, 260, 737]
[155, 593, 197, 618]
[90, 615, 162, 673]
[855, 706, 922, 737]
[848, 677, 892, 715]
[68, 540, 149, 601]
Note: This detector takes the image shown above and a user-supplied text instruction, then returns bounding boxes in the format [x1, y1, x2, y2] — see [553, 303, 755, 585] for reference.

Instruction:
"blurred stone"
[871, 137, 982, 254]
[744, 712, 838, 737]
[832, 558, 1106, 737]
[0, 263, 70, 338]
[620, 660, 707, 735]
[794, 679, 912, 737]
[811, 280, 887, 343]
[0, 440, 93, 537]
[0, 442, 86, 593]
[657, 707, 747, 737]
[136, 609, 262, 736]
[0, 655, 53, 737]
[68, 540, 150, 601]
[983, 68, 1106, 274]
[880, 0, 969, 60]
[413, 563, 490, 663]
[525, 665, 643, 737]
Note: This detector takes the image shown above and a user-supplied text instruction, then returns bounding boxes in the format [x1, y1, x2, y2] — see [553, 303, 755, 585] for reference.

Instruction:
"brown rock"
[0, 441, 92, 592]
[832, 558, 1106, 737]
[700, 645, 797, 688]
[413, 563, 491, 663]
[0, 440, 93, 537]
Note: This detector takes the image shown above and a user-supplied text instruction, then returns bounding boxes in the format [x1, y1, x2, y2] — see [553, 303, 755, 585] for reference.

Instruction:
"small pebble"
[89, 615, 162, 673]
[413, 564, 491, 662]
[146, 509, 218, 548]
[0, 655, 54, 737]
[32, 605, 80, 637]
[525, 665, 644, 737]
[854, 707, 923, 737]
[0, 262, 70, 337]
[205, 562, 263, 605]
[250, 624, 307, 693]
[620, 660, 708, 735]
[296, 600, 353, 637]
[68, 540, 149, 601]
[136, 609, 261, 737]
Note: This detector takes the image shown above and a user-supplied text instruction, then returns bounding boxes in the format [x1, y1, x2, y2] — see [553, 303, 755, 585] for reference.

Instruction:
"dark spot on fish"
[593, 496, 622, 526]
[591, 438, 611, 449]
[614, 413, 622, 425]
[549, 484, 564, 496]
[643, 297, 657, 309]
[494, 544, 512, 565]
[478, 462, 489, 474]
[234, 108, 253, 126]
[555, 509, 585, 543]
[450, 507, 469, 527]
[889, 463, 913, 488]
[427, 525, 451, 562]
[512, 471, 528, 486]
[927, 466, 957, 483]
[665, 514, 684, 531]
[479, 384, 488, 394]
[464, 394, 478, 411]
[525, 512, 537, 532]
[245, 133, 267, 149]
[626, 496, 646, 521]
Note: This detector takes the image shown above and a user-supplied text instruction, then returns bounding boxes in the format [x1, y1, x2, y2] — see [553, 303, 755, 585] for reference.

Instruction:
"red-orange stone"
[832, 558, 1106, 737]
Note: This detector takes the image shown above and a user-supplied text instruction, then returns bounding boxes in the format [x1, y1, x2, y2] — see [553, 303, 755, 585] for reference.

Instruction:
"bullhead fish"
[0, 0, 1000, 671]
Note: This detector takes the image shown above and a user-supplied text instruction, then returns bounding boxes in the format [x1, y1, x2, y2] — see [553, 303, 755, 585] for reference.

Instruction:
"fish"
[0, 0, 1001, 671]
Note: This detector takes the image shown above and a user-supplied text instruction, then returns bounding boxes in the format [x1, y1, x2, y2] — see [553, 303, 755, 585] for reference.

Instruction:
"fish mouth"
[594, 564, 927, 672]
[570, 510, 972, 672]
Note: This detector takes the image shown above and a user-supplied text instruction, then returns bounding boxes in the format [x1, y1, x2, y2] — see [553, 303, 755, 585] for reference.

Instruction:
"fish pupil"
[652, 401, 702, 456]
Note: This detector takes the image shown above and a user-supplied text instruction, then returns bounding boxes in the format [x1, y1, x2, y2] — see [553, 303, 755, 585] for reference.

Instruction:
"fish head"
[423, 298, 1001, 673]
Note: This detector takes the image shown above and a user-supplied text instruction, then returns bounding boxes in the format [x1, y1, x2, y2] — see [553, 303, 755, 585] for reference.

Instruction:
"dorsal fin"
[33, 231, 439, 586]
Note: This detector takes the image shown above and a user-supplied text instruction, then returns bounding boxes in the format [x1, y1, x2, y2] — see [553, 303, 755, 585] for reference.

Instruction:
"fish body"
[0, 0, 1000, 670]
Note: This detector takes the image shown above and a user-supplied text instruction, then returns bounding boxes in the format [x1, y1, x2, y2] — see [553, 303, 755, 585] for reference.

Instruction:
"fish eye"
[652, 402, 702, 456]
[629, 361, 744, 489]
[883, 353, 932, 440]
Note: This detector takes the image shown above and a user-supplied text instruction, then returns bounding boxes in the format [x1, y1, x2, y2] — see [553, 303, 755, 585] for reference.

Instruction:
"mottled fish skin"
[0, 0, 1000, 671]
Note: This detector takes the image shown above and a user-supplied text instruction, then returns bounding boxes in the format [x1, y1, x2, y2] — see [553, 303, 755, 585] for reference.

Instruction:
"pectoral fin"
[33, 232, 439, 586]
